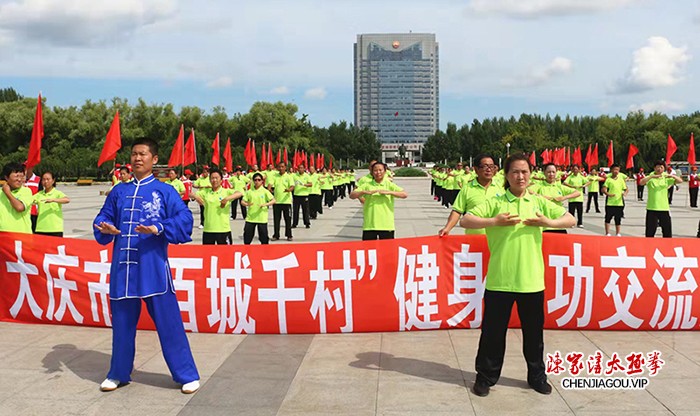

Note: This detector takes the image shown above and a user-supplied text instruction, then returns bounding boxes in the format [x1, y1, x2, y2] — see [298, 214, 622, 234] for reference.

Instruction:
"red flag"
[25, 93, 44, 169]
[223, 137, 233, 172]
[97, 111, 122, 167]
[310, 153, 315, 170]
[591, 143, 599, 167]
[276, 148, 281, 165]
[317, 153, 323, 170]
[320, 154, 325, 169]
[305, 151, 309, 169]
[260, 143, 267, 169]
[251, 141, 258, 167]
[689, 133, 697, 166]
[211, 133, 220, 166]
[626, 144, 639, 169]
[666, 134, 677, 165]
[183, 129, 197, 166]
[267, 144, 273, 168]
[540, 149, 550, 164]
[584, 144, 592, 167]
[244, 138, 252, 165]
[573, 146, 582, 166]
[606, 140, 614, 167]
[566, 147, 571, 166]
[529, 151, 536, 166]
[167, 125, 184, 167]
[329, 156, 333, 170]
[284, 147, 288, 165]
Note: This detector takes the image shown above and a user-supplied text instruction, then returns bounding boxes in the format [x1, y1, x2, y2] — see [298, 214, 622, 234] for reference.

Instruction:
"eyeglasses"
[478, 164, 497, 170]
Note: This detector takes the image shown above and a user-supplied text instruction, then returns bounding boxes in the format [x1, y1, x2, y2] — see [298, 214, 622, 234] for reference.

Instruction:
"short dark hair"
[131, 138, 159, 156]
[209, 167, 222, 178]
[611, 163, 621, 170]
[252, 172, 264, 182]
[372, 162, 388, 170]
[474, 154, 495, 168]
[503, 153, 532, 190]
[543, 162, 557, 171]
[653, 160, 666, 168]
[2, 162, 25, 178]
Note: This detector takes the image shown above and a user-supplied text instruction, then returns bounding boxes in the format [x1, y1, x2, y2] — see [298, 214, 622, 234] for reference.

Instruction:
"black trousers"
[431, 179, 436, 196]
[35, 231, 63, 237]
[586, 192, 599, 212]
[668, 186, 675, 204]
[273, 204, 292, 239]
[31, 215, 38, 233]
[568, 201, 583, 226]
[645, 210, 672, 238]
[475, 289, 546, 387]
[362, 230, 395, 240]
[199, 204, 205, 226]
[309, 194, 322, 219]
[202, 231, 232, 245]
[690, 187, 698, 208]
[636, 184, 645, 201]
[292, 195, 310, 227]
[231, 198, 247, 219]
[243, 222, 269, 245]
[323, 189, 334, 207]
[435, 186, 443, 202]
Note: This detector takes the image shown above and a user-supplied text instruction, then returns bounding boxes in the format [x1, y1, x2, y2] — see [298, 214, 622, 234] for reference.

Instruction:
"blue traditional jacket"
[93, 174, 193, 299]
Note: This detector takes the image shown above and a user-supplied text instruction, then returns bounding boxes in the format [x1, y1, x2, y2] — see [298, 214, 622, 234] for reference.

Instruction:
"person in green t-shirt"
[191, 168, 243, 244]
[349, 162, 407, 240]
[1, 162, 33, 234]
[308, 165, 323, 220]
[562, 164, 587, 227]
[319, 167, 335, 209]
[585, 168, 604, 213]
[269, 162, 295, 241]
[241, 173, 275, 244]
[292, 164, 312, 228]
[639, 160, 683, 238]
[228, 167, 249, 220]
[192, 167, 212, 229]
[33, 171, 70, 237]
[165, 169, 186, 198]
[602, 164, 628, 236]
[460, 153, 575, 398]
[438, 154, 501, 236]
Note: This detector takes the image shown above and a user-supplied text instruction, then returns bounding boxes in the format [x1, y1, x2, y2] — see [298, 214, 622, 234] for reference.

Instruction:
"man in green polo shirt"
[585, 168, 604, 213]
[165, 169, 186, 198]
[292, 164, 312, 228]
[1, 162, 33, 233]
[460, 153, 575, 398]
[438, 154, 501, 236]
[349, 162, 407, 240]
[269, 162, 295, 241]
[639, 160, 683, 238]
[602, 164, 628, 236]
[563, 164, 587, 228]
[193, 167, 211, 229]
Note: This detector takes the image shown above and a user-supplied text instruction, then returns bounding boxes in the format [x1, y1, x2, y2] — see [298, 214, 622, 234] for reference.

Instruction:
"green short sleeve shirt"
[452, 179, 503, 235]
[603, 176, 627, 206]
[357, 180, 404, 231]
[272, 173, 295, 204]
[199, 187, 236, 232]
[0, 187, 33, 233]
[563, 174, 586, 202]
[468, 191, 566, 293]
[646, 176, 676, 211]
[244, 187, 274, 223]
[34, 188, 67, 232]
[165, 179, 185, 195]
[292, 173, 312, 196]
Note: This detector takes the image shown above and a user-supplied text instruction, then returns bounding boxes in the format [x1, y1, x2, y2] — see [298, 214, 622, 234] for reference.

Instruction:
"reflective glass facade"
[354, 33, 439, 146]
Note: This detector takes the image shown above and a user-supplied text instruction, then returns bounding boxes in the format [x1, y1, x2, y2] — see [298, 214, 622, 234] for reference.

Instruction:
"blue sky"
[1, 0, 698, 129]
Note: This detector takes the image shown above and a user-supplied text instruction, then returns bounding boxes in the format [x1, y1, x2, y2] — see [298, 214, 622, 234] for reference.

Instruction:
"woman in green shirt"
[241, 173, 275, 245]
[530, 163, 580, 233]
[33, 171, 70, 237]
[460, 153, 575, 398]
[191, 168, 243, 245]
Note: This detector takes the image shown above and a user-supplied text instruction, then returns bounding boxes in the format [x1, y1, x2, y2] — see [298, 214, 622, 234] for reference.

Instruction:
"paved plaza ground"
[1, 173, 699, 415]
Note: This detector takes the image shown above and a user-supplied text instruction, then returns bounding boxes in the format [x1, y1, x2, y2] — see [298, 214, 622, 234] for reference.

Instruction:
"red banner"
[1, 233, 698, 333]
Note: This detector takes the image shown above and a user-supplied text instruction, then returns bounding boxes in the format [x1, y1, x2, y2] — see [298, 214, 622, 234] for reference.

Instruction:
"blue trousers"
[108, 291, 199, 384]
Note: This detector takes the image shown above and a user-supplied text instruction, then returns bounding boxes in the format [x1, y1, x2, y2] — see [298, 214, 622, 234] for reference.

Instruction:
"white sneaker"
[100, 378, 120, 392]
[605, 233, 612, 236]
[198, 225, 203, 229]
[577, 225, 584, 228]
[182, 380, 200, 394]
[616, 234, 622, 237]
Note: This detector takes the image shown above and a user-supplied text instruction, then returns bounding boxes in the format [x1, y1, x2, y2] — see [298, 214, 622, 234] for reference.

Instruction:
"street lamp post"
[506, 142, 511, 157]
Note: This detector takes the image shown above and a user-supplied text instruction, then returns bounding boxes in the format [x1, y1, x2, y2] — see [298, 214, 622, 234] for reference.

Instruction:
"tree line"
[423, 112, 700, 171]
[0, 87, 381, 179]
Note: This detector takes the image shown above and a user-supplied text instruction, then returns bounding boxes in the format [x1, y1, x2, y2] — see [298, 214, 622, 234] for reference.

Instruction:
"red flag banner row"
[1, 232, 698, 334]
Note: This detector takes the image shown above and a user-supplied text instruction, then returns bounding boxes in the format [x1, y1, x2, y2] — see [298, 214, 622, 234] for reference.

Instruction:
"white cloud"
[205, 76, 233, 89]
[611, 37, 691, 94]
[0, 0, 177, 46]
[304, 87, 327, 100]
[270, 86, 290, 95]
[501, 57, 573, 87]
[466, 0, 639, 18]
[628, 100, 684, 113]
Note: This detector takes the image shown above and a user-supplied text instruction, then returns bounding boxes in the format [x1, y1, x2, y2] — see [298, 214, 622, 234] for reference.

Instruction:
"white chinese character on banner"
[207, 253, 256, 334]
[6, 240, 42, 319]
[599, 246, 645, 329]
[446, 244, 484, 328]
[43, 245, 82, 323]
[547, 243, 594, 327]
[309, 249, 377, 333]
[84, 249, 111, 326]
[650, 247, 699, 329]
[394, 245, 441, 331]
[259, 253, 304, 334]
[170, 257, 203, 332]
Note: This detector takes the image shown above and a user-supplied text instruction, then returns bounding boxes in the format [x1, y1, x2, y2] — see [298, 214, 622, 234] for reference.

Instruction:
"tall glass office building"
[354, 33, 439, 162]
